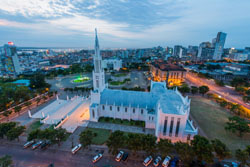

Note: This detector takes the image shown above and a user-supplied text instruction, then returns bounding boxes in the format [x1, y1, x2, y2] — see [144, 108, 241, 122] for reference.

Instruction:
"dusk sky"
[0, 0, 250, 49]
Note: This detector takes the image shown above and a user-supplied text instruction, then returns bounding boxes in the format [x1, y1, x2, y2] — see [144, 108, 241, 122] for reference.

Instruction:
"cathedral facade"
[90, 29, 197, 142]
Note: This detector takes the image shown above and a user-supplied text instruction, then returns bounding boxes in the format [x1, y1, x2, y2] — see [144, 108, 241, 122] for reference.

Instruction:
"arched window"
[141, 109, 143, 114]
[117, 106, 119, 111]
[110, 106, 112, 111]
[125, 107, 127, 112]
[102, 105, 105, 110]
[133, 108, 135, 113]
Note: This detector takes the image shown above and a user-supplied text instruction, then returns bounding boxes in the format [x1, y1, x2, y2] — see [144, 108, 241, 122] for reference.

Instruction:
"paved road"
[186, 72, 250, 110]
[0, 143, 145, 167]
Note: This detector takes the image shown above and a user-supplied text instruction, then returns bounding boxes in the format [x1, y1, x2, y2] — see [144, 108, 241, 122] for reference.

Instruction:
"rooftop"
[151, 60, 186, 72]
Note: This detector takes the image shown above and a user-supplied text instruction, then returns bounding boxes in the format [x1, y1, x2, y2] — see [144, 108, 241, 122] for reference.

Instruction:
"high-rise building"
[0, 42, 21, 77]
[213, 32, 227, 60]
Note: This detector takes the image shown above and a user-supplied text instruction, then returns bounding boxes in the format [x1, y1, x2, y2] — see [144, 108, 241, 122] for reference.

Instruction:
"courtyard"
[190, 96, 250, 151]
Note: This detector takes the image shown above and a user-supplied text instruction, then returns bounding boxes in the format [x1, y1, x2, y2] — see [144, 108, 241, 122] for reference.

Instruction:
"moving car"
[162, 156, 171, 167]
[23, 140, 34, 148]
[115, 151, 124, 162]
[32, 140, 43, 150]
[153, 156, 162, 167]
[143, 156, 153, 166]
[71, 144, 82, 154]
[92, 153, 103, 163]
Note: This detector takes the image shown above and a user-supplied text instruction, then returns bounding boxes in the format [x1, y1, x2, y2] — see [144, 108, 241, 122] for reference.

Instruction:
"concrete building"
[0, 42, 22, 77]
[213, 32, 227, 60]
[89, 29, 197, 142]
[150, 60, 186, 86]
[102, 59, 122, 71]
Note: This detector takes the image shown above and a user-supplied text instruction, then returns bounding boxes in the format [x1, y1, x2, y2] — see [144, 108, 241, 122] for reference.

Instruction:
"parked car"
[115, 150, 124, 162]
[32, 141, 43, 150]
[153, 156, 162, 167]
[143, 156, 153, 166]
[170, 157, 179, 167]
[23, 140, 34, 148]
[162, 156, 171, 167]
[71, 144, 82, 154]
[92, 153, 103, 163]
[121, 152, 128, 161]
[41, 141, 51, 150]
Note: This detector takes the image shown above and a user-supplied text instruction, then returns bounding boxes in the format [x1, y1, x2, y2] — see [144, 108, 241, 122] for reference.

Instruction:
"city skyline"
[0, 0, 250, 48]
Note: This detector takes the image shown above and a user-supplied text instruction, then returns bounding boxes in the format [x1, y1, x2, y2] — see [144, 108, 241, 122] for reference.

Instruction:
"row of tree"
[0, 122, 25, 141]
[208, 93, 250, 119]
[28, 128, 68, 146]
[177, 84, 210, 96]
[0, 155, 12, 167]
[78, 129, 250, 166]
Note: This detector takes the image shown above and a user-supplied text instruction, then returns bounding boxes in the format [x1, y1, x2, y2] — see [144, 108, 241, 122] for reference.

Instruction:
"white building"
[89, 29, 197, 142]
[102, 59, 122, 71]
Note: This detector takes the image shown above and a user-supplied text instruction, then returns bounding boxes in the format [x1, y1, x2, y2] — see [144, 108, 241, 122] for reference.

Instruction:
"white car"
[23, 140, 34, 148]
[162, 156, 171, 167]
[143, 156, 153, 166]
[115, 150, 124, 162]
[92, 153, 103, 163]
[71, 144, 82, 154]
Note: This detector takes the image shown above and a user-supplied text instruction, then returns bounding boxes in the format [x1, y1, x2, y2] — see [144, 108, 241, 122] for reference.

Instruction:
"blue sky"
[0, 0, 250, 48]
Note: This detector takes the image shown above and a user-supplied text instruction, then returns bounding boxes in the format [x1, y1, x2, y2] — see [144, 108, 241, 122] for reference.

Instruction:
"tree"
[127, 133, 143, 155]
[231, 78, 247, 88]
[36, 97, 41, 106]
[199, 85, 209, 96]
[245, 145, 250, 156]
[54, 128, 68, 146]
[0, 155, 12, 167]
[211, 139, 231, 160]
[6, 126, 25, 141]
[0, 122, 17, 138]
[225, 116, 250, 137]
[157, 139, 173, 157]
[235, 149, 249, 166]
[14, 106, 22, 115]
[178, 85, 190, 95]
[79, 130, 95, 149]
[3, 110, 12, 121]
[191, 86, 198, 95]
[191, 135, 214, 163]
[141, 134, 157, 155]
[215, 80, 225, 87]
[27, 129, 41, 141]
[24, 101, 32, 109]
[106, 130, 126, 155]
[30, 73, 48, 89]
[174, 142, 194, 166]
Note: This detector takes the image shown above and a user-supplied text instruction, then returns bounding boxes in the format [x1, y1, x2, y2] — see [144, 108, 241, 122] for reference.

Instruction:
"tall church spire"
[92, 28, 105, 92]
[95, 28, 100, 58]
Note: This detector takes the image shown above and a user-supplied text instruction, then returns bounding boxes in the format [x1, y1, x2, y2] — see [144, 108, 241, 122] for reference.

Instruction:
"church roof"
[100, 82, 187, 115]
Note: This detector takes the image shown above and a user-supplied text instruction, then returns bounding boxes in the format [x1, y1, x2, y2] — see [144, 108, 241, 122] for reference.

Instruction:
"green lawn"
[26, 120, 43, 133]
[85, 128, 111, 145]
[98, 117, 145, 128]
[109, 80, 126, 85]
[190, 96, 250, 152]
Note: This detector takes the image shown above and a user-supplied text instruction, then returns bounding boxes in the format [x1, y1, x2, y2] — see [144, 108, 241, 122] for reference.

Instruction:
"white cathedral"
[90, 29, 198, 142]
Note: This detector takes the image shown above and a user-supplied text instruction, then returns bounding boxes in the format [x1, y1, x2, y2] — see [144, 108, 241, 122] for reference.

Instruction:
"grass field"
[85, 128, 111, 145]
[113, 73, 128, 77]
[190, 96, 250, 152]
